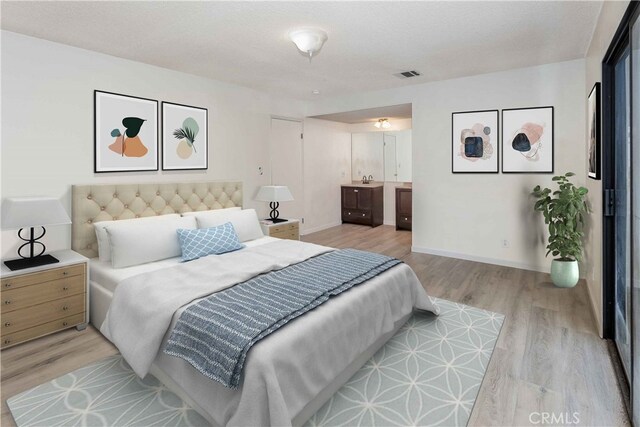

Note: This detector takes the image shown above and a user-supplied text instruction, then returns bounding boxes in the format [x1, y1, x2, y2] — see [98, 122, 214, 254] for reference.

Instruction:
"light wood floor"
[1, 225, 630, 426]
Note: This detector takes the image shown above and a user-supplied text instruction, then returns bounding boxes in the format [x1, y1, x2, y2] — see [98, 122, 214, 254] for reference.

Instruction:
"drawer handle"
[4, 339, 10, 345]
[4, 283, 10, 288]
[4, 300, 11, 305]
[63, 272, 68, 276]
[4, 322, 10, 327]
[63, 286, 69, 291]
[63, 306, 69, 311]
[62, 322, 68, 327]
[362, 214, 365, 217]
[354, 189, 358, 193]
[405, 217, 408, 220]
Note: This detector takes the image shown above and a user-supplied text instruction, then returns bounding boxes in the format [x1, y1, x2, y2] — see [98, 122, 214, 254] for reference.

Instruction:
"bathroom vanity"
[341, 183, 384, 227]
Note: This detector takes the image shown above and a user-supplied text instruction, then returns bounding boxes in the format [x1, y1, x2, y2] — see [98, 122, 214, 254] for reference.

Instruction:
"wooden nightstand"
[0, 250, 89, 349]
[260, 219, 300, 240]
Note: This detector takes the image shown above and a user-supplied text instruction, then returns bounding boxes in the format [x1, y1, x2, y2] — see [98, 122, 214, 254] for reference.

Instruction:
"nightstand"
[260, 219, 300, 240]
[0, 250, 89, 349]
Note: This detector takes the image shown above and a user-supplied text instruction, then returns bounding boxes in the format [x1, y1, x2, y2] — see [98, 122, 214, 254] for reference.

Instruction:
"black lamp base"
[267, 201, 288, 223]
[4, 254, 59, 271]
[268, 218, 289, 224]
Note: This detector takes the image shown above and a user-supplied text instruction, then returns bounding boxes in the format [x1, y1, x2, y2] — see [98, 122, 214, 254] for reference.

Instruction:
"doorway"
[602, 2, 639, 424]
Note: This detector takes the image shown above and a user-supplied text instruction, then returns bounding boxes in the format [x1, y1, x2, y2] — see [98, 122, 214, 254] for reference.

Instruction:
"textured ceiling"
[310, 104, 412, 123]
[1, 1, 603, 100]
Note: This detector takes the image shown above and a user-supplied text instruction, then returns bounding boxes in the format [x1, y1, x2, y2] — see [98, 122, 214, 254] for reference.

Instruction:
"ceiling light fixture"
[312, 89, 320, 95]
[288, 28, 328, 62]
[374, 118, 391, 129]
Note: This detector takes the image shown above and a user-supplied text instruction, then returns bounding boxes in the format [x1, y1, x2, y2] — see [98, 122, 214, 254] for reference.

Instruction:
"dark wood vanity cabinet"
[341, 185, 383, 227]
[395, 187, 412, 230]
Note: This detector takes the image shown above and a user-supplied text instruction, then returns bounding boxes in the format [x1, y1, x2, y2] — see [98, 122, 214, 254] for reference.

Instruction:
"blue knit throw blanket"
[163, 249, 401, 388]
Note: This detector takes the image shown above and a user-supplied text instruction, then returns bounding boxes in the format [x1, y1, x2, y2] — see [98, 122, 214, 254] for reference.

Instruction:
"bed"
[72, 181, 439, 426]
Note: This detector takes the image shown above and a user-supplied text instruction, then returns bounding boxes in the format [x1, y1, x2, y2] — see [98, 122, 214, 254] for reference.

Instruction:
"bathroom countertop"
[395, 183, 413, 189]
[342, 182, 384, 189]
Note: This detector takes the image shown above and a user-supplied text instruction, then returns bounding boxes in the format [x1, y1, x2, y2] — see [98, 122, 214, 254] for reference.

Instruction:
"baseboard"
[411, 245, 550, 274]
[301, 221, 342, 236]
[585, 278, 604, 337]
[383, 220, 396, 226]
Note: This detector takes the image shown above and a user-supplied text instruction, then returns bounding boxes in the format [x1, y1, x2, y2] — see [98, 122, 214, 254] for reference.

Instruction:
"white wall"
[394, 130, 412, 182]
[308, 59, 587, 273]
[584, 0, 630, 336]
[1, 31, 306, 258]
[301, 118, 351, 234]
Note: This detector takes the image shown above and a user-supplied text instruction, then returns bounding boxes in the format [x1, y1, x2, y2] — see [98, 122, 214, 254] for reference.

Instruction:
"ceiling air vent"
[394, 70, 421, 79]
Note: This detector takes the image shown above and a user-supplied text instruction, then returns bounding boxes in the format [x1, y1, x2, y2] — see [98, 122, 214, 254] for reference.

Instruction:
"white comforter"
[101, 239, 439, 426]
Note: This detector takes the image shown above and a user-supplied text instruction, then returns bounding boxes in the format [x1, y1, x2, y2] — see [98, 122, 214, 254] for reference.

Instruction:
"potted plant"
[532, 172, 590, 288]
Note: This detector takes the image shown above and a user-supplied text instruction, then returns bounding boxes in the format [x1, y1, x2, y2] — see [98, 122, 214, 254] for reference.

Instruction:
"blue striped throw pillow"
[177, 222, 245, 262]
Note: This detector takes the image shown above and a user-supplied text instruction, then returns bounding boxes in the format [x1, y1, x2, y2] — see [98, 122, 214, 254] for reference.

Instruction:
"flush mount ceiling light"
[288, 28, 328, 62]
[374, 118, 391, 129]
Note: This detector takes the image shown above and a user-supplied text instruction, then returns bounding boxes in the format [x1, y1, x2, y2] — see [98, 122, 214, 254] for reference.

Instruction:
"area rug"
[305, 299, 504, 426]
[7, 298, 503, 427]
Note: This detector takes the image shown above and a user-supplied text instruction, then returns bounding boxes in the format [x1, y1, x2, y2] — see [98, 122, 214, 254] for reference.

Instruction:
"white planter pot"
[550, 259, 579, 288]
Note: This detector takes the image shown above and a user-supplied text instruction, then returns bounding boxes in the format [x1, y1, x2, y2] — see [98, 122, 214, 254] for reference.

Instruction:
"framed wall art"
[162, 102, 208, 171]
[587, 83, 601, 180]
[451, 109, 499, 173]
[502, 106, 554, 173]
[94, 90, 158, 173]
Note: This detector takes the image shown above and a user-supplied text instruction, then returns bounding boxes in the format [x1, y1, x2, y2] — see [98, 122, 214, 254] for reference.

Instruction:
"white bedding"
[90, 236, 279, 292]
[96, 239, 439, 426]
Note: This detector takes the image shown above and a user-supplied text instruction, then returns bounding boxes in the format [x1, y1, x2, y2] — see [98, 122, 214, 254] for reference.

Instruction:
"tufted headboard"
[72, 181, 243, 258]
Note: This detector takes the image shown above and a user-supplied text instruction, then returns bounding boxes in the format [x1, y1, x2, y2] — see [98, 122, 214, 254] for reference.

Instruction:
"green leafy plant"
[173, 117, 199, 153]
[532, 172, 590, 261]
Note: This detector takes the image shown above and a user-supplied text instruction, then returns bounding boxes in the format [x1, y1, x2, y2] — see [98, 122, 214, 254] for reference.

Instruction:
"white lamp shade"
[255, 186, 294, 202]
[1, 197, 71, 230]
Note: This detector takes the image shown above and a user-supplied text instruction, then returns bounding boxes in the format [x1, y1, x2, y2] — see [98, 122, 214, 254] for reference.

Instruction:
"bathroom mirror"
[351, 130, 411, 182]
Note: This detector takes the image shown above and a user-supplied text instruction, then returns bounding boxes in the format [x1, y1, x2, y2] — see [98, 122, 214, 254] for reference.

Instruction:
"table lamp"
[255, 186, 293, 223]
[1, 197, 72, 271]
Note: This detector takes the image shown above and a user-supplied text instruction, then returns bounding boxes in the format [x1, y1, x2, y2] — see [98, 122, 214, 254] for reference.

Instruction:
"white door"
[270, 118, 304, 229]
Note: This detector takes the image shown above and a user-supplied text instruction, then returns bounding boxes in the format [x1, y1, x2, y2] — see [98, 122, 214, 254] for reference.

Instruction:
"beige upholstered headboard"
[72, 181, 243, 258]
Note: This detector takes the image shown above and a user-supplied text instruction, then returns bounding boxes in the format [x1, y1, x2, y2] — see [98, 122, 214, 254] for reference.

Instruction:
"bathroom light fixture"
[288, 28, 328, 62]
[374, 118, 391, 129]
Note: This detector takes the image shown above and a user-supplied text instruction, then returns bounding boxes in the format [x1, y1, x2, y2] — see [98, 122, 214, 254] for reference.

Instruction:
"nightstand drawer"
[1, 274, 85, 314]
[1, 264, 84, 291]
[269, 223, 298, 234]
[1, 313, 85, 349]
[1, 294, 85, 335]
[270, 229, 300, 240]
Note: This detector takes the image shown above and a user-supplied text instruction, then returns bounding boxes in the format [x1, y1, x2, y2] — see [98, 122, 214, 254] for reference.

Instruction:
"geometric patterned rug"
[7, 298, 503, 427]
[6, 357, 208, 427]
[305, 299, 504, 426]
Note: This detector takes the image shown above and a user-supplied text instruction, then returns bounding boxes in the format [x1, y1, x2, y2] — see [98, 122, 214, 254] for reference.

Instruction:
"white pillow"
[181, 207, 241, 221]
[106, 215, 197, 268]
[196, 209, 264, 242]
[94, 214, 181, 262]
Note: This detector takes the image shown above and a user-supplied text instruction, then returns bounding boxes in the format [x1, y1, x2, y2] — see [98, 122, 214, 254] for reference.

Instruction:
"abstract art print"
[162, 102, 208, 170]
[94, 90, 158, 173]
[502, 106, 554, 173]
[587, 83, 601, 180]
[451, 110, 499, 173]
